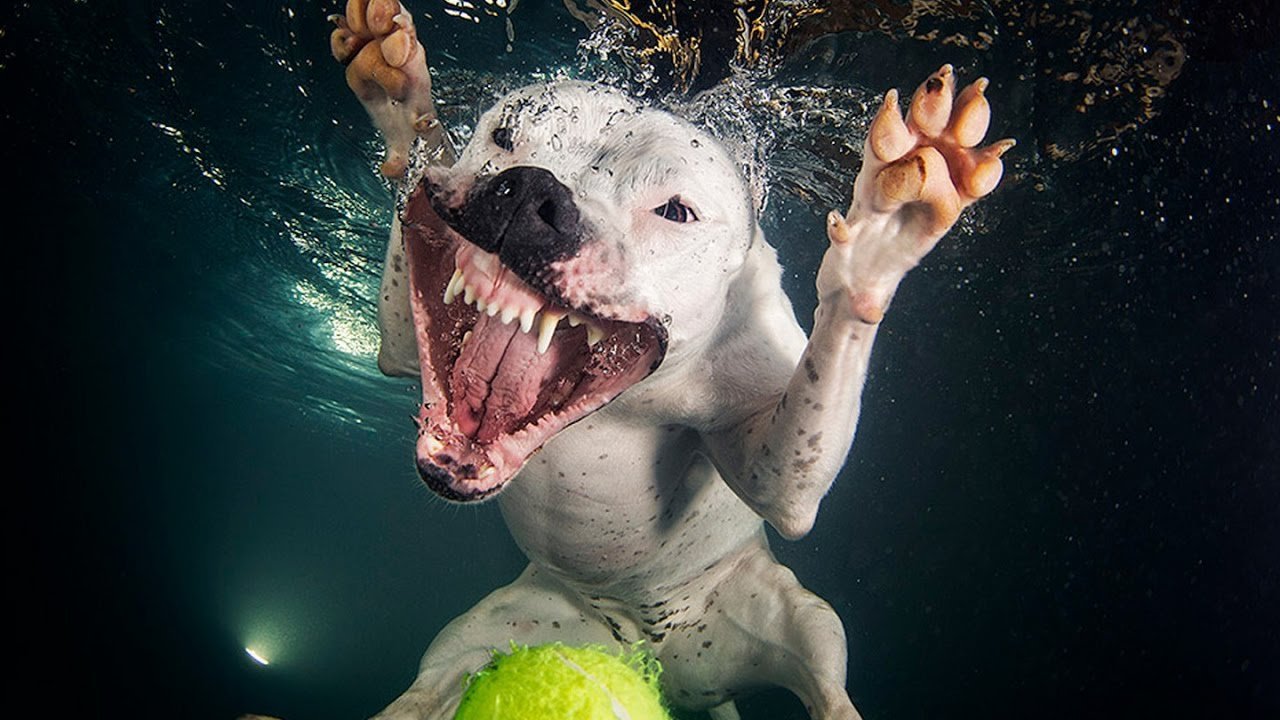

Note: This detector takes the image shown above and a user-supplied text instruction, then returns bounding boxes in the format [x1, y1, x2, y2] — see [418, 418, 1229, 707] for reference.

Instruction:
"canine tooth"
[586, 323, 605, 347]
[519, 307, 537, 333]
[463, 284, 477, 305]
[443, 269, 463, 304]
[501, 305, 518, 325]
[537, 311, 565, 354]
[462, 330, 472, 345]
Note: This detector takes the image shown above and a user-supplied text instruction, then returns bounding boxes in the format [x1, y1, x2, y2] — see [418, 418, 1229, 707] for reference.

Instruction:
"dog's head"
[400, 81, 756, 501]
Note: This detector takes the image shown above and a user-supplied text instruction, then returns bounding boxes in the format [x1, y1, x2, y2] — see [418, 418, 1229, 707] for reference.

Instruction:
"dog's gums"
[401, 183, 666, 501]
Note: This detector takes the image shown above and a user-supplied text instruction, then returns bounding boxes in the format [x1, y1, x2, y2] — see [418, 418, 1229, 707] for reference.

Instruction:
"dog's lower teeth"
[586, 324, 604, 347]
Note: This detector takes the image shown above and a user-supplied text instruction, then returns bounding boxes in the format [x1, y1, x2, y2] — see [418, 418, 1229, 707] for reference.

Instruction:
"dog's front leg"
[710, 66, 1013, 539]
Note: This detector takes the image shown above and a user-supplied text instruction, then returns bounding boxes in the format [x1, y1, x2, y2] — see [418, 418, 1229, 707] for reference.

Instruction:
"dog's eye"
[654, 197, 698, 223]
[492, 127, 515, 152]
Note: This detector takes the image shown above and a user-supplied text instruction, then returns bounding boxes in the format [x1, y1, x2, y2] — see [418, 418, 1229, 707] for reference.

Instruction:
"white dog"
[331, 2, 1011, 718]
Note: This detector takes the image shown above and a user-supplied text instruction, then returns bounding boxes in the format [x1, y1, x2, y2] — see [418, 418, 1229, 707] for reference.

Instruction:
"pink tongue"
[449, 315, 562, 443]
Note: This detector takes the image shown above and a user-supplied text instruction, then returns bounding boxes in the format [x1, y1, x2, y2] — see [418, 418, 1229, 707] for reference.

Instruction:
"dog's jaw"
[400, 181, 667, 501]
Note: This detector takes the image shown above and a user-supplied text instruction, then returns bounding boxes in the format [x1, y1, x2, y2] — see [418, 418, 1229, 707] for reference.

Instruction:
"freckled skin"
[334, 4, 1010, 720]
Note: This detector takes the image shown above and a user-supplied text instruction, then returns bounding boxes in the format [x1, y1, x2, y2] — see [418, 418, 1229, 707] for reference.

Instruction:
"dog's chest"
[496, 414, 761, 598]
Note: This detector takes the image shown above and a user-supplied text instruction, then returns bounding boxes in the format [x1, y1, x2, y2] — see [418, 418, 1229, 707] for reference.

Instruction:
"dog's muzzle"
[399, 165, 667, 502]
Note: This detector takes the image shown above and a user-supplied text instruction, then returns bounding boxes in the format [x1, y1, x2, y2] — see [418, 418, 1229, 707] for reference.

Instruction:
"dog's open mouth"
[399, 181, 667, 501]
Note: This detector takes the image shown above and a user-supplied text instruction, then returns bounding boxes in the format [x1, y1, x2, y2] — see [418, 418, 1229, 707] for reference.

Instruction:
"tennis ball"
[453, 643, 672, 720]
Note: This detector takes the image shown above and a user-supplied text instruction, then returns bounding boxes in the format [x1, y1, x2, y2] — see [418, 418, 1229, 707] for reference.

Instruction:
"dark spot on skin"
[392, 254, 403, 272]
[813, 403, 824, 411]
[793, 456, 819, 472]
[807, 432, 823, 450]
[797, 427, 806, 436]
[804, 357, 820, 383]
[762, 445, 771, 457]
[779, 393, 788, 410]
[702, 640, 713, 649]
[552, 621, 561, 629]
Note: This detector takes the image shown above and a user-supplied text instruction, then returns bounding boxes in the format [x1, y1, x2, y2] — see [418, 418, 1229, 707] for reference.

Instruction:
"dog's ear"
[697, 227, 809, 430]
[377, 217, 422, 377]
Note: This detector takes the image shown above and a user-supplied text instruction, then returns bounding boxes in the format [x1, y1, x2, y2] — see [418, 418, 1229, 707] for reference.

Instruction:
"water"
[13, 1, 1277, 718]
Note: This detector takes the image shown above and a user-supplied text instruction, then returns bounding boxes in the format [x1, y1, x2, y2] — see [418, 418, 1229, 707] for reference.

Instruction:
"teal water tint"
[12, 1, 1278, 718]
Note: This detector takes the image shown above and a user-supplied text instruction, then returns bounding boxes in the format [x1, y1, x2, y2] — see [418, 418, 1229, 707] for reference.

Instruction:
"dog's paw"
[330, 0, 438, 177]
[823, 65, 1013, 323]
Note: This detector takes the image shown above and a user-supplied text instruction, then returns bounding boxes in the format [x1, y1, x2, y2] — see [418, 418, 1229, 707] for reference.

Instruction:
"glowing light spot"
[245, 647, 270, 666]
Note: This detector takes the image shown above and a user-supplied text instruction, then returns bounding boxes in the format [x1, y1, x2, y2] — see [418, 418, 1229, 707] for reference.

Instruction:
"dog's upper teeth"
[443, 269, 464, 305]
[500, 305, 519, 325]
[586, 323, 605, 347]
[567, 313, 583, 327]
[486, 301, 501, 317]
[537, 310, 565, 354]
[463, 284, 477, 305]
[519, 307, 537, 334]
[476, 296, 488, 313]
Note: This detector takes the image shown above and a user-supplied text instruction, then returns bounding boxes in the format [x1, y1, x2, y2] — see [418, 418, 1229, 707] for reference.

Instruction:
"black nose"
[444, 167, 584, 278]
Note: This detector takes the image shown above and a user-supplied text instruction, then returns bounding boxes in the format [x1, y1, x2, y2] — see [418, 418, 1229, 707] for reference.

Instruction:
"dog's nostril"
[537, 199, 558, 227]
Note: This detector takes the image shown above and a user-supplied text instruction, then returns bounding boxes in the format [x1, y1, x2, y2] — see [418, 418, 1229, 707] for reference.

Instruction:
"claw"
[908, 64, 955, 139]
[868, 89, 914, 163]
[949, 78, 990, 148]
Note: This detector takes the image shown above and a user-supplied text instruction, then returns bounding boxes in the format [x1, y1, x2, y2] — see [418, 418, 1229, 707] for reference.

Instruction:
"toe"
[345, 0, 371, 36]
[868, 89, 914, 164]
[949, 78, 991, 147]
[330, 27, 361, 63]
[381, 23, 416, 68]
[963, 139, 1015, 199]
[367, 0, 400, 35]
[907, 64, 955, 139]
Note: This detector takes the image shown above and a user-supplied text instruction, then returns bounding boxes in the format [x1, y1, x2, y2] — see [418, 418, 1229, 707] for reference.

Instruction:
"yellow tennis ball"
[453, 643, 672, 720]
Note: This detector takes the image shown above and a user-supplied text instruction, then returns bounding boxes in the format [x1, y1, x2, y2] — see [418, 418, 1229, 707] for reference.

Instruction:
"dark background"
[9, 1, 1277, 718]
